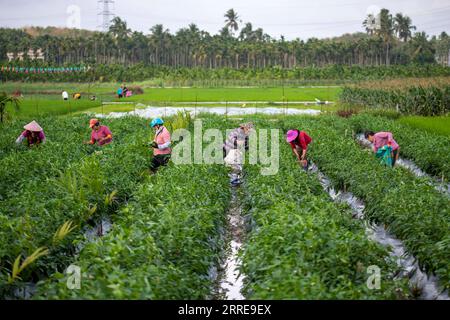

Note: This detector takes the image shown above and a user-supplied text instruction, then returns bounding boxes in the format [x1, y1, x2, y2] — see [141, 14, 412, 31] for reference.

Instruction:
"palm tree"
[394, 13, 416, 42]
[363, 14, 377, 36]
[224, 9, 240, 36]
[149, 24, 170, 65]
[0, 92, 20, 123]
[377, 9, 394, 65]
[409, 32, 436, 64]
[239, 23, 253, 41]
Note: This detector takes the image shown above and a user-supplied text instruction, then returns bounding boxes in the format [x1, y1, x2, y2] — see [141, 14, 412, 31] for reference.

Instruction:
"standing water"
[310, 163, 448, 300]
[213, 177, 246, 300]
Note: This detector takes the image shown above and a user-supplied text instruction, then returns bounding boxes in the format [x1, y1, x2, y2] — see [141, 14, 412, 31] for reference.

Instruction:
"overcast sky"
[0, 0, 449, 40]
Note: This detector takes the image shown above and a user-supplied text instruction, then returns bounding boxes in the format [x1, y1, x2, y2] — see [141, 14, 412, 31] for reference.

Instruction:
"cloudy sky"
[0, 0, 449, 39]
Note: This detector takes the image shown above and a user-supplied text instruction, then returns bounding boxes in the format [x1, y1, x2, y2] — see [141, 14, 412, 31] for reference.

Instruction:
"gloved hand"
[150, 142, 158, 149]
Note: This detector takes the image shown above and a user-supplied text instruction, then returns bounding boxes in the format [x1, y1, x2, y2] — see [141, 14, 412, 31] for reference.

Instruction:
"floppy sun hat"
[286, 130, 299, 143]
[89, 119, 99, 128]
[24, 121, 43, 132]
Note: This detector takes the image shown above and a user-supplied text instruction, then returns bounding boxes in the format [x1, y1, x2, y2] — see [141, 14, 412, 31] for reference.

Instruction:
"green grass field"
[0, 82, 341, 102]
[0, 83, 341, 117]
[398, 115, 450, 137]
[121, 87, 341, 102]
[6, 99, 102, 118]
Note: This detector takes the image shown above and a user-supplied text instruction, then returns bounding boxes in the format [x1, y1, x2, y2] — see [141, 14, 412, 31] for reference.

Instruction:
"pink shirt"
[91, 126, 112, 146]
[373, 132, 399, 152]
[154, 126, 171, 156]
[17, 130, 46, 145]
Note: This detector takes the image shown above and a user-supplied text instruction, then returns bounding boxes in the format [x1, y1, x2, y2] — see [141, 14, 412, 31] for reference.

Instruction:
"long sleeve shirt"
[16, 130, 46, 146]
[373, 132, 399, 152]
[91, 126, 113, 146]
[154, 126, 171, 156]
[224, 128, 247, 153]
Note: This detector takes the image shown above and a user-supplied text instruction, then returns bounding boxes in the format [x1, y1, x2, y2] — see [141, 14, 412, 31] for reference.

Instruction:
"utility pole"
[98, 0, 115, 32]
[448, 49, 450, 67]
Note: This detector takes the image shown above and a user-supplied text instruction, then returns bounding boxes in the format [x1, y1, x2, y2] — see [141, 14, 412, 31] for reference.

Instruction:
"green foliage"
[287, 115, 450, 290]
[348, 113, 450, 180]
[398, 115, 450, 137]
[2, 63, 450, 83]
[0, 92, 20, 123]
[0, 116, 150, 292]
[34, 117, 231, 299]
[340, 82, 450, 116]
[241, 131, 409, 299]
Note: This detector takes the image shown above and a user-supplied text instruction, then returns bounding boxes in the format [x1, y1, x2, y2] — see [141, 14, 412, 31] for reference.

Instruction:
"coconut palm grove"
[0, 0, 449, 310]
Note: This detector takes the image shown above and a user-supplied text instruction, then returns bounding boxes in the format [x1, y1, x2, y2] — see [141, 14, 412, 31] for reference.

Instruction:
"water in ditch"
[211, 168, 246, 300]
[309, 163, 448, 300]
[83, 217, 113, 242]
[355, 134, 450, 196]
[7, 217, 114, 300]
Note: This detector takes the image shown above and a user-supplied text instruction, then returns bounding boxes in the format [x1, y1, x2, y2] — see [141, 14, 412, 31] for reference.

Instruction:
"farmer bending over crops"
[85, 119, 113, 146]
[223, 122, 254, 186]
[149, 118, 172, 174]
[223, 122, 254, 158]
[286, 129, 312, 171]
[16, 121, 46, 147]
[365, 131, 400, 167]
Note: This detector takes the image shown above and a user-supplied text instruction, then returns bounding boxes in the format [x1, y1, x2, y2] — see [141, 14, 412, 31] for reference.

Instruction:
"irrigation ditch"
[211, 166, 248, 300]
[309, 163, 448, 300]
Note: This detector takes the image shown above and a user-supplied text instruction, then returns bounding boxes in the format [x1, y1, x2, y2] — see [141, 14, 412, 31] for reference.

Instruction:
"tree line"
[0, 8, 449, 70]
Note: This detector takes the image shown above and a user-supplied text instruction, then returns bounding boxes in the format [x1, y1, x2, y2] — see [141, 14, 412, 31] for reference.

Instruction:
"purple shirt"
[373, 132, 399, 152]
[17, 130, 46, 145]
[91, 126, 112, 146]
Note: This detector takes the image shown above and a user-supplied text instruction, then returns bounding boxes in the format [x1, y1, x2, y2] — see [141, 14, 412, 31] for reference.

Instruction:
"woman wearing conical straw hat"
[15, 120, 46, 147]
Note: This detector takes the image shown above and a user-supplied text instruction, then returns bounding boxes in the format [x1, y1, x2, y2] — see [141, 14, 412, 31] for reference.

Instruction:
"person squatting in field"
[365, 131, 400, 167]
[286, 129, 312, 171]
[149, 118, 172, 174]
[223, 122, 254, 186]
[85, 119, 113, 146]
[16, 120, 46, 147]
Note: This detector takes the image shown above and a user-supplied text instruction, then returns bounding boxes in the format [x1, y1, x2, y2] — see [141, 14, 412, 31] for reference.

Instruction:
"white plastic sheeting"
[95, 106, 321, 119]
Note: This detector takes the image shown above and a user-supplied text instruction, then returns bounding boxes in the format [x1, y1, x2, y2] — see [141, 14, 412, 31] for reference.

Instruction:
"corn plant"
[340, 82, 450, 116]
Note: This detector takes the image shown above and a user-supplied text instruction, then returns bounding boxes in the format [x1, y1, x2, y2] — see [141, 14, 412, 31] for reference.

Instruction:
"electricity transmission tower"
[98, 0, 115, 32]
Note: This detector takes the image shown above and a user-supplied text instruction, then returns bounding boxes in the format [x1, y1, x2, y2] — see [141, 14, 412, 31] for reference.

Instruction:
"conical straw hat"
[24, 121, 43, 132]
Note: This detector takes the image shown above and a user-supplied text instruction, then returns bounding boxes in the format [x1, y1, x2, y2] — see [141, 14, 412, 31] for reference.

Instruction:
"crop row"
[0, 115, 143, 202]
[34, 164, 229, 298]
[0, 116, 151, 295]
[284, 116, 449, 289]
[240, 122, 408, 299]
[347, 113, 450, 181]
[340, 85, 450, 116]
[0, 116, 94, 202]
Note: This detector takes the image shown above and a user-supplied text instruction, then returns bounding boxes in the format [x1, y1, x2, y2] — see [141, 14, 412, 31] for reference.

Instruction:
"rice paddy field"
[0, 80, 449, 301]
